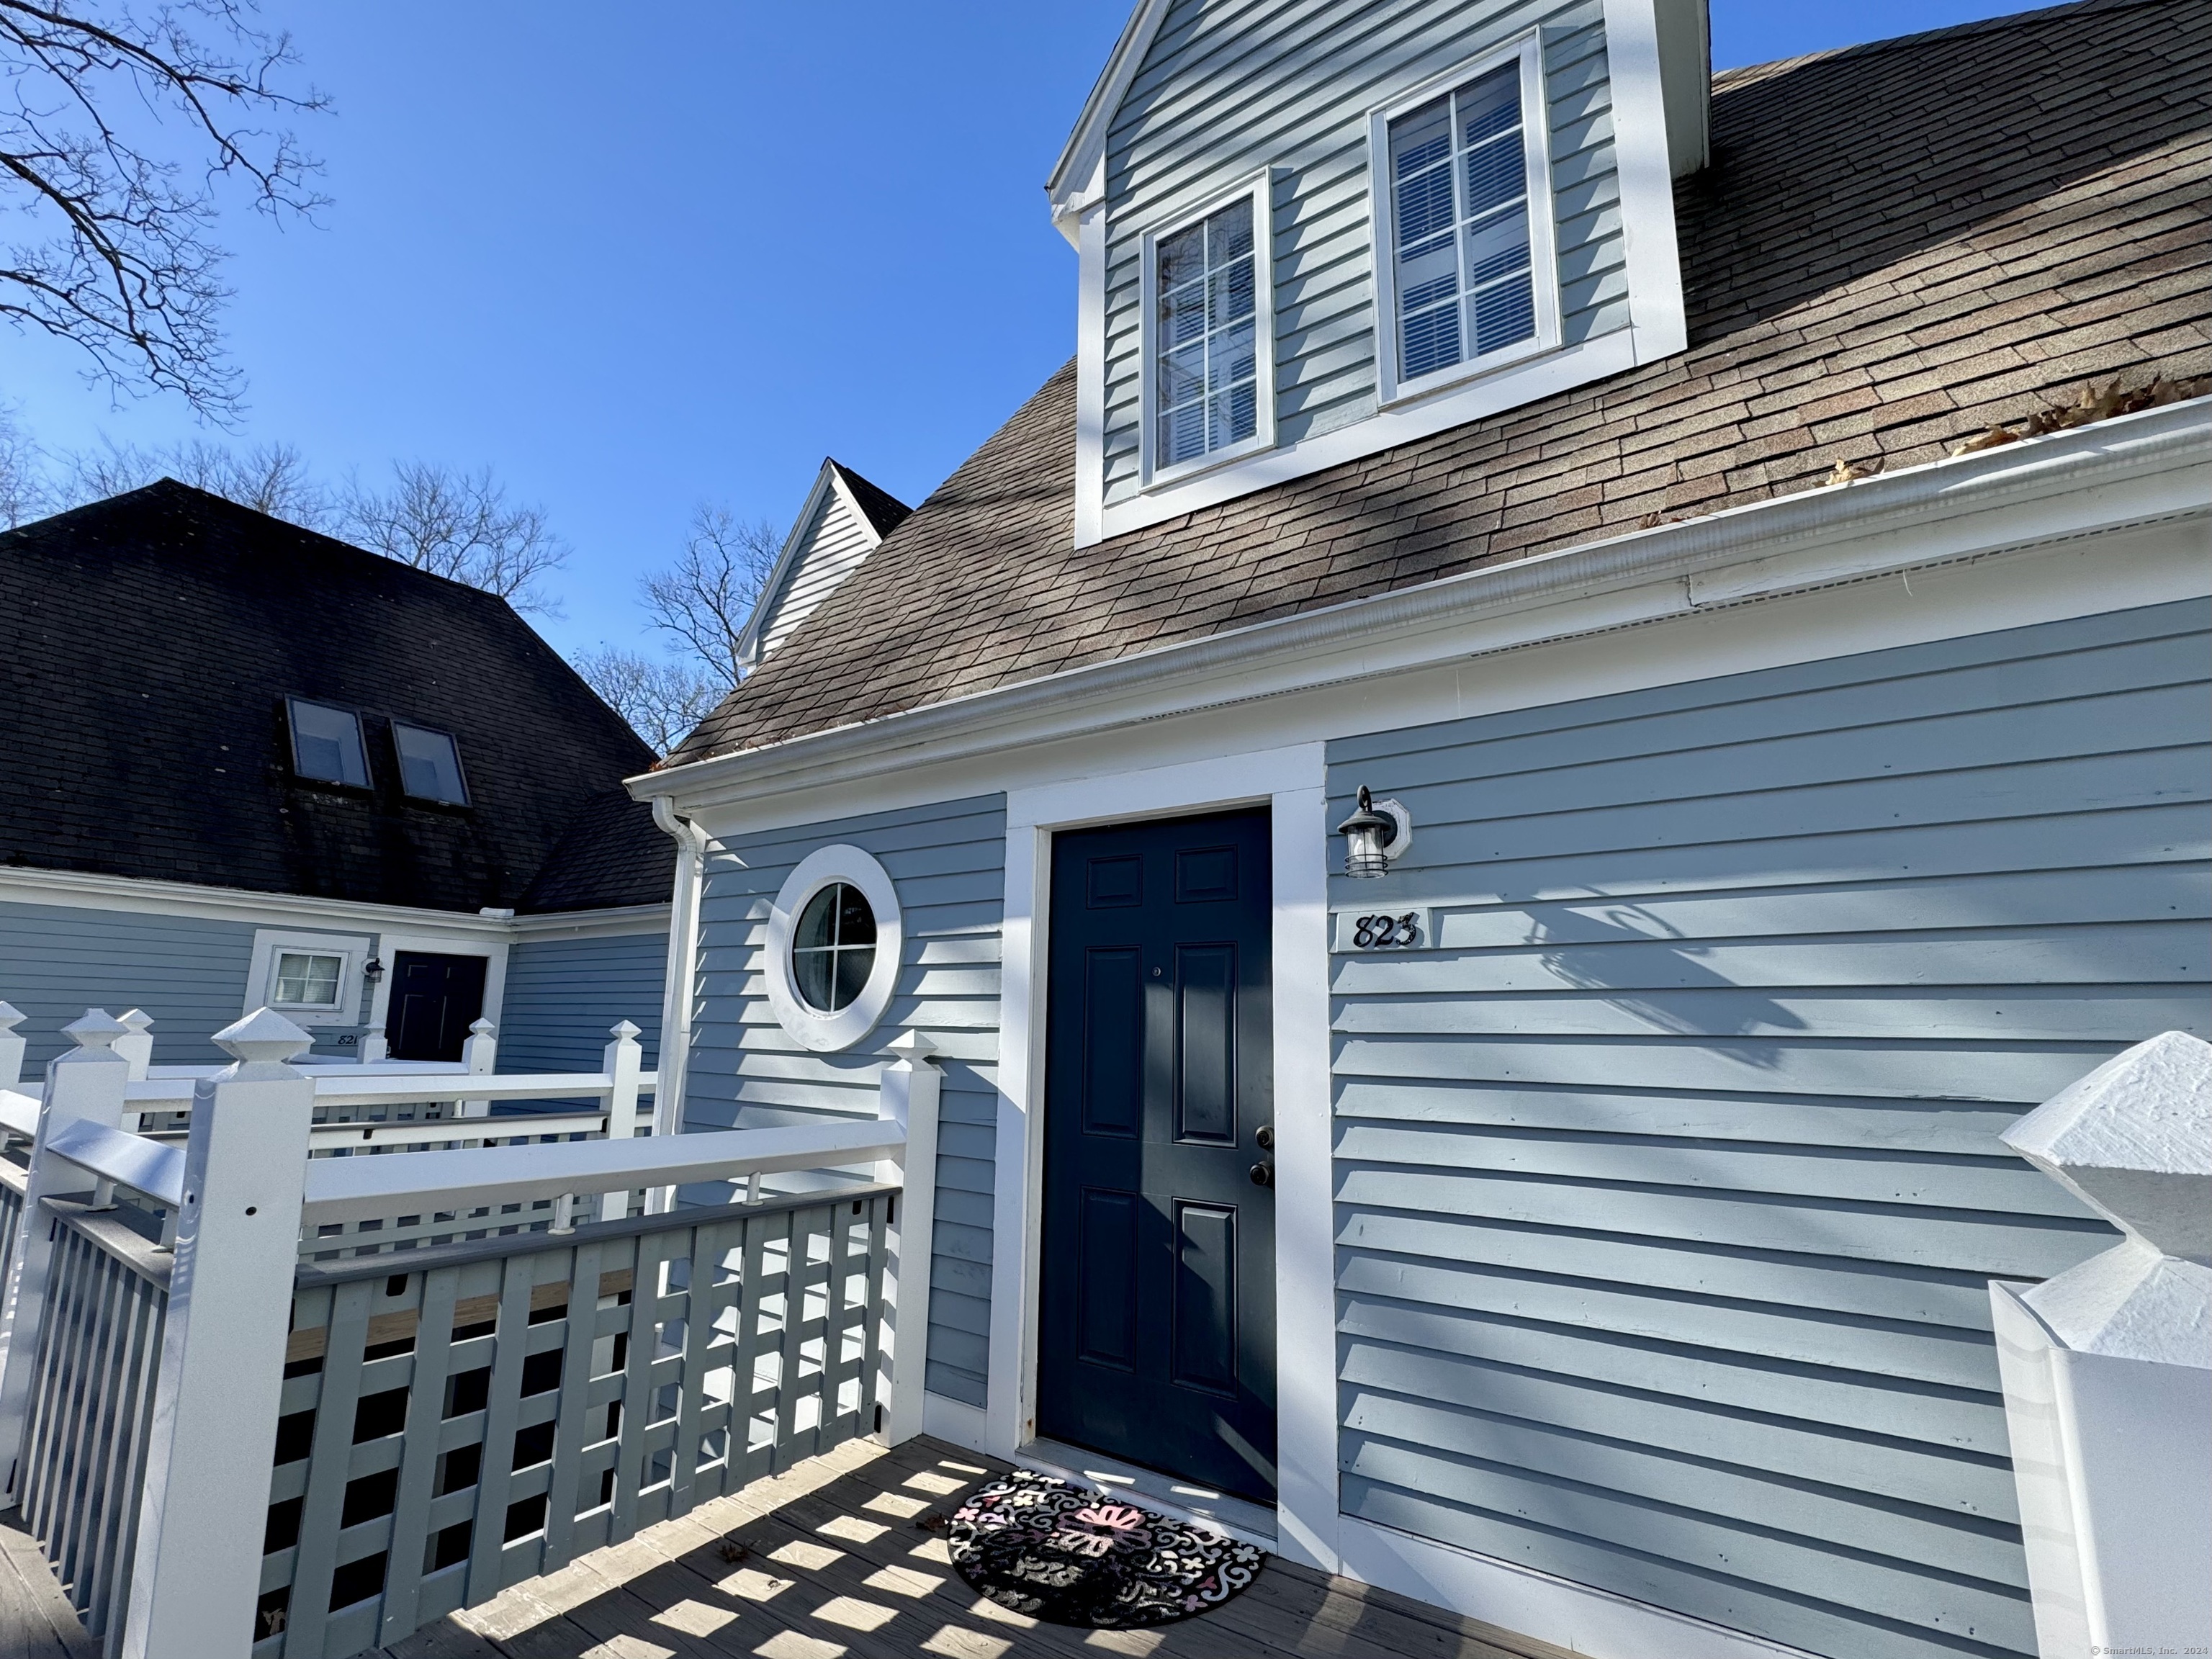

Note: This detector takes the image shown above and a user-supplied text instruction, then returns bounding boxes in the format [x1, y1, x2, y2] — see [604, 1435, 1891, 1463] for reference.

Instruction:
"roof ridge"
[1714, 0, 2164, 89]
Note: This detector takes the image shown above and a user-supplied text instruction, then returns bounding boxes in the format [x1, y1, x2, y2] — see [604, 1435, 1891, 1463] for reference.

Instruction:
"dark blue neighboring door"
[1037, 809, 1277, 1502]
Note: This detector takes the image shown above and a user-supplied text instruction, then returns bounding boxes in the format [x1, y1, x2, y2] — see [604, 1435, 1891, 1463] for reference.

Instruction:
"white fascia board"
[630, 398, 2211, 822]
[0, 863, 665, 942]
[1047, 0, 1174, 238]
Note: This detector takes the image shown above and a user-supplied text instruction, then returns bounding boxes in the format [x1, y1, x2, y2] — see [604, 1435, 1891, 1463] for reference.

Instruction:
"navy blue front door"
[1037, 809, 1277, 1501]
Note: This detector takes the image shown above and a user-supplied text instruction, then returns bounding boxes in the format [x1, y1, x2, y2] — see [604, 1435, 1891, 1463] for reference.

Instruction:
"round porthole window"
[765, 845, 902, 1052]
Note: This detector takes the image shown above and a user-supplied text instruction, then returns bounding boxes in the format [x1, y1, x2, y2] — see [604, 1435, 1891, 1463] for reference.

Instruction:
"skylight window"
[1146, 184, 1273, 481]
[287, 698, 371, 788]
[1385, 59, 1540, 389]
[393, 723, 469, 804]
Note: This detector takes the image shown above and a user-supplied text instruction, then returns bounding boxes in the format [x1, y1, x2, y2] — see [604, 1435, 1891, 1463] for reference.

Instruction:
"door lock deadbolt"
[1255, 1125, 1274, 1151]
[1249, 1161, 1274, 1187]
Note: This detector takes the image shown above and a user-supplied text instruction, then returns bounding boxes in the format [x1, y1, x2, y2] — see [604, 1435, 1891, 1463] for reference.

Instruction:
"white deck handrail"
[44, 1120, 185, 1208]
[298, 1115, 904, 1226]
[120, 1068, 660, 1112]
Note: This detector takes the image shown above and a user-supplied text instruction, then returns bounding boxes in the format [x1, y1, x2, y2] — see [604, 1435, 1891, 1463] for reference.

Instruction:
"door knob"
[1249, 1161, 1274, 1188]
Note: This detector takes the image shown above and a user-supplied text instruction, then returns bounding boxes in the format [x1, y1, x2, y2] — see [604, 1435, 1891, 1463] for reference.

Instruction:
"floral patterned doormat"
[944, 1467, 1265, 1628]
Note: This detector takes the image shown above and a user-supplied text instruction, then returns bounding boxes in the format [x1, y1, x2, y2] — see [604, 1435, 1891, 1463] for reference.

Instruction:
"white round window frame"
[764, 845, 903, 1053]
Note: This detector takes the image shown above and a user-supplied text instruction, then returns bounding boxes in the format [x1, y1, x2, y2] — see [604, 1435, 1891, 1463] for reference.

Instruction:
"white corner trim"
[761, 845, 903, 1053]
[1337, 1515, 1827, 1659]
[920, 1390, 989, 1455]
[1074, 194, 1110, 549]
[1601, 0, 1691, 360]
[989, 745, 1336, 1570]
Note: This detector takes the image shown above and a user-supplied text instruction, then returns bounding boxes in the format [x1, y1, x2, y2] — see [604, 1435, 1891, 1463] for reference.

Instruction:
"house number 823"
[1352, 913, 1421, 948]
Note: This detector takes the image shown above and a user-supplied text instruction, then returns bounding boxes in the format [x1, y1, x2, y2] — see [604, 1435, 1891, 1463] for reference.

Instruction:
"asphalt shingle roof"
[1, 481, 665, 914]
[673, 0, 2212, 765]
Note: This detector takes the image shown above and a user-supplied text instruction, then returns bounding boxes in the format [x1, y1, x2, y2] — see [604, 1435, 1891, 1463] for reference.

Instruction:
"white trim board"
[991, 745, 1336, 1572]
[0, 863, 665, 943]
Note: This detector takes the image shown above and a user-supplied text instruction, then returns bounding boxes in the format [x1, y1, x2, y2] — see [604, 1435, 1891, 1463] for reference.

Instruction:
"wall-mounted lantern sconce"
[1336, 786, 1412, 878]
[362, 955, 385, 984]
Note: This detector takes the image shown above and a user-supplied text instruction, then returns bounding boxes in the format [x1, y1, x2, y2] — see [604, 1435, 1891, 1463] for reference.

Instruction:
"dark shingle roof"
[829, 462, 913, 539]
[1, 481, 665, 913]
[519, 790, 673, 913]
[673, 0, 2212, 764]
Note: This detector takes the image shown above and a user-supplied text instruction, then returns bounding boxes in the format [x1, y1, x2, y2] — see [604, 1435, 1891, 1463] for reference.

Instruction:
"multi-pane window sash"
[274, 950, 344, 1007]
[1388, 63, 1537, 386]
[791, 881, 877, 1013]
[1154, 197, 1259, 470]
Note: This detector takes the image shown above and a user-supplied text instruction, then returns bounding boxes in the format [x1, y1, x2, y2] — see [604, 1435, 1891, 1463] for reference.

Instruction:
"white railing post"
[122, 1010, 317, 1659]
[1989, 1030, 2211, 1658]
[459, 1017, 497, 1119]
[114, 1010, 155, 1080]
[876, 1030, 940, 1445]
[356, 1029, 388, 1065]
[0, 1002, 24, 1092]
[601, 1020, 643, 1220]
[0, 1010, 132, 1503]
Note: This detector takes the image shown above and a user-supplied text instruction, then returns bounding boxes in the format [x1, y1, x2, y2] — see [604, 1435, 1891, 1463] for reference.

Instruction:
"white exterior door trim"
[990, 742, 1337, 1570]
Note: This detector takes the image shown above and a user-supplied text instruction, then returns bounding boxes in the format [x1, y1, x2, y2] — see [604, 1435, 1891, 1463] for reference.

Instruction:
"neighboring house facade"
[631, 5, 2211, 1659]
[0, 481, 674, 1077]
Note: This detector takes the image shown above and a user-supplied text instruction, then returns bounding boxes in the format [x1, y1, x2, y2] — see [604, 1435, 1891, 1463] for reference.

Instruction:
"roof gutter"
[630, 397, 2209, 813]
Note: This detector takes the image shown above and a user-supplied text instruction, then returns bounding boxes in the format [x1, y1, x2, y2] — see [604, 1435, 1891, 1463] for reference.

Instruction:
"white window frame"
[1138, 173, 1277, 490]
[1368, 32, 1561, 409]
[244, 929, 371, 1028]
[763, 845, 904, 1053]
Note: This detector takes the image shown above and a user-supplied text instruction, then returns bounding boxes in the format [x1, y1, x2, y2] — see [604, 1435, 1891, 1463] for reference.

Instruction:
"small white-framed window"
[1140, 176, 1275, 487]
[287, 697, 372, 788]
[1370, 35, 1559, 406]
[763, 845, 904, 1053]
[393, 721, 469, 804]
[245, 929, 370, 1027]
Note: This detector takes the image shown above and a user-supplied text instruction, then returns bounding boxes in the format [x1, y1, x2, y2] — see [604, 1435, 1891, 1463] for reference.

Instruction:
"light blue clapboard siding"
[0, 897, 360, 1067]
[1323, 598, 2211, 1659]
[1100, 0, 1627, 503]
[495, 930, 667, 1072]
[686, 794, 1007, 1408]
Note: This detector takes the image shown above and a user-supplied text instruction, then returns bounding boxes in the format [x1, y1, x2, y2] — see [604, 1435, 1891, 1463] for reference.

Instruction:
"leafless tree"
[63, 432, 328, 523]
[0, 0, 328, 416]
[641, 505, 781, 688]
[0, 403, 48, 526]
[570, 648, 725, 756]
[338, 460, 568, 614]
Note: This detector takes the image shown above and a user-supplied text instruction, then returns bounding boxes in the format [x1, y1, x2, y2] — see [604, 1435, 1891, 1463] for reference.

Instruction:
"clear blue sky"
[4, 0, 2033, 663]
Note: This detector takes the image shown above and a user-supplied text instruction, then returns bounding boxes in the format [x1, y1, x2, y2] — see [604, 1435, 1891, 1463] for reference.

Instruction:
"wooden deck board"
[0, 1513, 96, 1659]
[375, 1437, 1581, 1659]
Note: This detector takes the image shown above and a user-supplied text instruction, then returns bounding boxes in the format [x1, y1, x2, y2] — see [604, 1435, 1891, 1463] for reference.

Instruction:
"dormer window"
[393, 722, 469, 804]
[287, 698, 371, 788]
[1142, 181, 1275, 484]
[1374, 43, 1557, 403]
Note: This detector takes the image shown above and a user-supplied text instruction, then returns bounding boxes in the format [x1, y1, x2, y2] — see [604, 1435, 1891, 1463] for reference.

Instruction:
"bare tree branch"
[338, 460, 569, 614]
[0, 401, 49, 526]
[641, 504, 781, 688]
[0, 0, 328, 415]
[62, 430, 327, 521]
[570, 647, 725, 757]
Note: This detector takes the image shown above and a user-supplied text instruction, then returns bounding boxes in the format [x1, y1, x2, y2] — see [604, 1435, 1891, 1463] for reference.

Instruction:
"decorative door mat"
[943, 1467, 1265, 1628]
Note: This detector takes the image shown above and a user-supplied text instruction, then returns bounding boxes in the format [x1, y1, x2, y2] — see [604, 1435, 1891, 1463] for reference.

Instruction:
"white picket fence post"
[0, 1010, 133, 1503]
[1989, 1030, 2212, 1658]
[876, 1030, 940, 1445]
[356, 1029, 389, 1065]
[0, 1002, 24, 1092]
[122, 1009, 317, 1659]
[459, 1017, 497, 1119]
[600, 1020, 644, 1220]
[114, 1010, 155, 1079]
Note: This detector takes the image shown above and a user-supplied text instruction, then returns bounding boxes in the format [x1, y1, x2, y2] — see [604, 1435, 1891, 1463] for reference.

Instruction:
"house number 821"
[1352, 913, 1421, 948]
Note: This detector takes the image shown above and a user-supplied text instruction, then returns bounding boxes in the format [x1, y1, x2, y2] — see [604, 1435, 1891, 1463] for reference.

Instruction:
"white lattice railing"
[0, 1006, 941, 1659]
